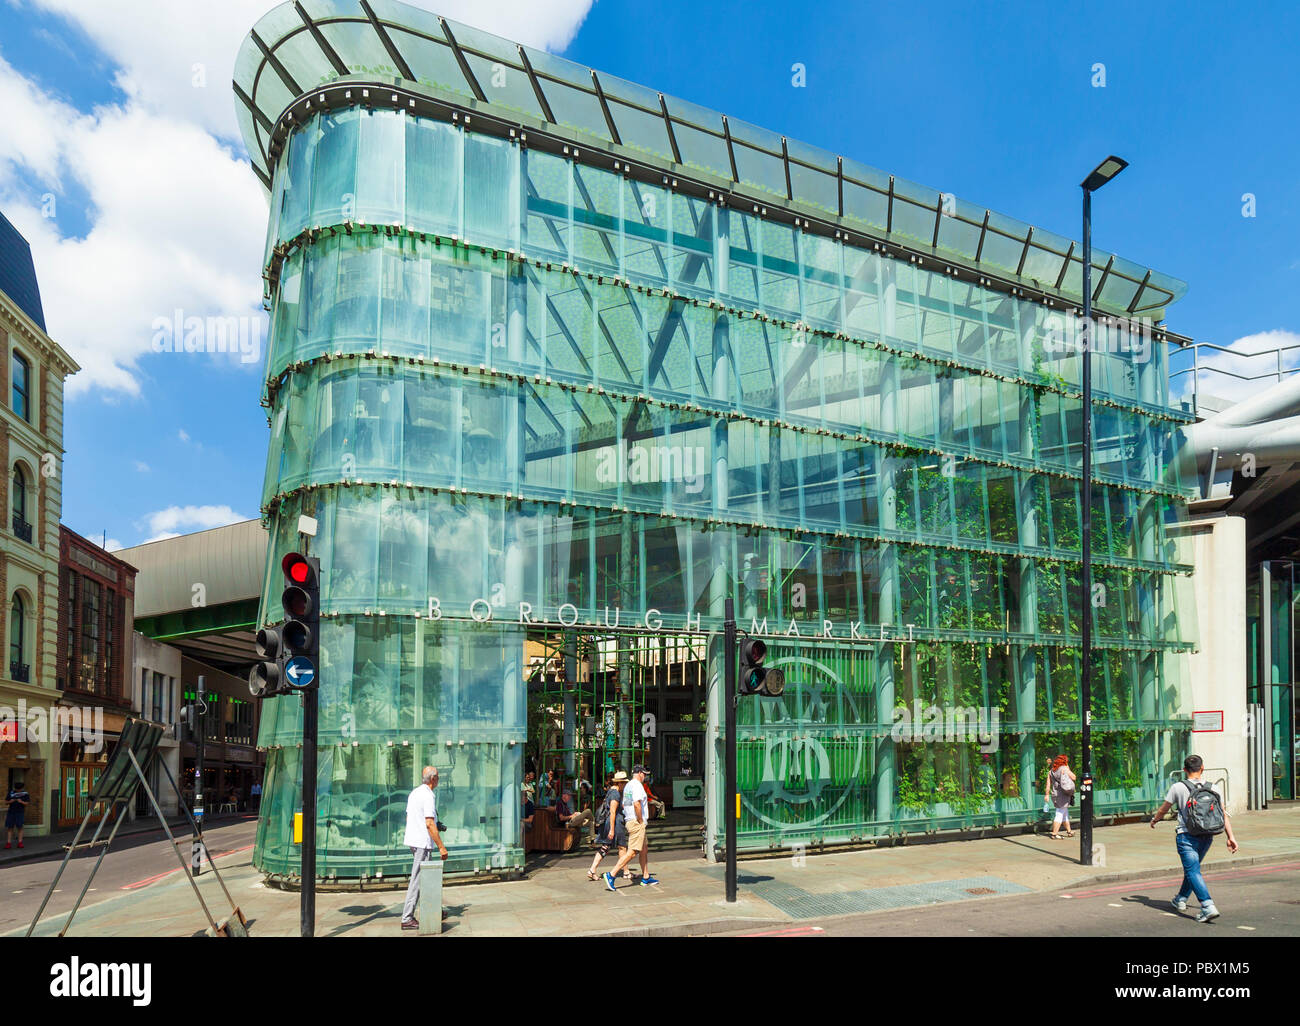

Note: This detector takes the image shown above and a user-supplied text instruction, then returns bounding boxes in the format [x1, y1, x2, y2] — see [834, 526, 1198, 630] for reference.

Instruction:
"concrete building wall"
[132, 632, 183, 816]
[1171, 514, 1248, 814]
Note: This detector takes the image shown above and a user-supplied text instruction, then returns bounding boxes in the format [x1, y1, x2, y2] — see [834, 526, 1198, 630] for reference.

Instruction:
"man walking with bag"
[1150, 754, 1238, 923]
[401, 765, 448, 931]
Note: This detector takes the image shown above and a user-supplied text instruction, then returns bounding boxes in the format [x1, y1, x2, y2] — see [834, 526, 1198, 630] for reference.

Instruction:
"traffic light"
[738, 638, 785, 697]
[249, 552, 321, 697]
[178, 702, 196, 742]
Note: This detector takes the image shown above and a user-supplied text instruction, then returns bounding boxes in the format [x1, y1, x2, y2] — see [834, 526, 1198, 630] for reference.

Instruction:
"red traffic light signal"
[282, 552, 315, 586]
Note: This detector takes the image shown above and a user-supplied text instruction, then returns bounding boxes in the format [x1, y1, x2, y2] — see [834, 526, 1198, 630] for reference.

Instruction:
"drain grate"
[691, 869, 1030, 920]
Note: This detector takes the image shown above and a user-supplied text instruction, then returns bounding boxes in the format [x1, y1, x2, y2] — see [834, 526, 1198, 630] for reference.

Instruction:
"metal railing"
[9, 662, 30, 683]
[11, 513, 32, 543]
[1169, 340, 1300, 418]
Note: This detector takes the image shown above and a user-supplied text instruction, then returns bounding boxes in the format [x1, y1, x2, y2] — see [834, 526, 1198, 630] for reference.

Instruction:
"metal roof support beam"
[439, 19, 487, 102]
[360, 0, 415, 81]
[658, 94, 682, 165]
[293, 2, 349, 77]
[250, 29, 302, 99]
[518, 48, 557, 124]
[591, 72, 622, 146]
[1055, 241, 1076, 291]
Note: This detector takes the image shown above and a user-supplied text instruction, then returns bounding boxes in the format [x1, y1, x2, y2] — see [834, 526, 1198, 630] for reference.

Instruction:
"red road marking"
[738, 925, 826, 937]
[1062, 860, 1300, 899]
[121, 844, 254, 890]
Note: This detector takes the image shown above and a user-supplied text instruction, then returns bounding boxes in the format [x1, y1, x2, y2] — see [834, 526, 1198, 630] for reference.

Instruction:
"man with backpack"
[1150, 754, 1239, 923]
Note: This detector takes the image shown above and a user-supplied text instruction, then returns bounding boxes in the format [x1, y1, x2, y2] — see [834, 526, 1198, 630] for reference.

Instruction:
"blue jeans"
[1175, 832, 1214, 906]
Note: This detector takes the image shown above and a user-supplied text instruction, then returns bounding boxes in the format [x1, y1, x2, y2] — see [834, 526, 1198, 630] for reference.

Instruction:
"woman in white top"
[1044, 754, 1077, 839]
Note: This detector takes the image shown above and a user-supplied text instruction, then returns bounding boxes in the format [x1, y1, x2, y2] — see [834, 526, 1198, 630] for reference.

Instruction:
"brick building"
[54, 526, 136, 826]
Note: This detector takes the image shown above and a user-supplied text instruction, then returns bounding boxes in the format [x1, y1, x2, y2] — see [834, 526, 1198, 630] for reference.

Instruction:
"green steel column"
[1136, 339, 1160, 786]
[1017, 304, 1040, 804]
[619, 520, 634, 768]
[873, 261, 898, 824]
[706, 205, 732, 858]
[563, 631, 577, 778]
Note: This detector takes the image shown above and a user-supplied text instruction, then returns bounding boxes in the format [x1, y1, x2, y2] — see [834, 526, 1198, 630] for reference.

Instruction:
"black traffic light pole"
[248, 549, 321, 936]
[301, 681, 317, 937]
[724, 598, 737, 903]
[192, 678, 205, 877]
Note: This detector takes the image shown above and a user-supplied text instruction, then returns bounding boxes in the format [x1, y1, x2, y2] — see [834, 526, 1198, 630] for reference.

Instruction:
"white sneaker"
[1195, 905, 1220, 923]
[1171, 895, 1188, 912]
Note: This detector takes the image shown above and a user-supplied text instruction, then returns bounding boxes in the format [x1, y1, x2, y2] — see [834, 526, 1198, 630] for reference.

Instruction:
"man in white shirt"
[603, 764, 659, 889]
[401, 766, 448, 930]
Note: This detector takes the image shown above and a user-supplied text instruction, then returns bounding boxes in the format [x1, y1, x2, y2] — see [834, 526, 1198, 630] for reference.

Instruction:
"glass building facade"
[238, 2, 1197, 880]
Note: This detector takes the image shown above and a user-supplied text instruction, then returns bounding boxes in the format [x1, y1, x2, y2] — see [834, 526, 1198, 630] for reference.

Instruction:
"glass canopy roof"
[234, 0, 1187, 318]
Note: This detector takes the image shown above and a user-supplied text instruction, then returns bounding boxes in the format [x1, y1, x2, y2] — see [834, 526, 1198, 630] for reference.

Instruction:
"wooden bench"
[524, 806, 578, 853]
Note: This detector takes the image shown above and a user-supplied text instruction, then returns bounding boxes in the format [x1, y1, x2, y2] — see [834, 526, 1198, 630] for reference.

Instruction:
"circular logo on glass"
[740, 653, 865, 831]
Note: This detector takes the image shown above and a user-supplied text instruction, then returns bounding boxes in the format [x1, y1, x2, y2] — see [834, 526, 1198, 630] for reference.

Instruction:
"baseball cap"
[632, 764, 648, 775]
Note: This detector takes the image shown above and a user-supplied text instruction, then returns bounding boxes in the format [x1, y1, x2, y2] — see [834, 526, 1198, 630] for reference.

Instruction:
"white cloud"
[1176, 330, 1300, 408]
[177, 429, 190, 443]
[138, 504, 250, 540]
[134, 460, 150, 472]
[103, 537, 125, 551]
[0, 56, 268, 396]
[0, 2, 594, 397]
[27, 1, 594, 140]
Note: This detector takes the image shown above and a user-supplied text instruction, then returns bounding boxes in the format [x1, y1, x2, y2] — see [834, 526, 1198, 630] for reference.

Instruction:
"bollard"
[417, 859, 443, 936]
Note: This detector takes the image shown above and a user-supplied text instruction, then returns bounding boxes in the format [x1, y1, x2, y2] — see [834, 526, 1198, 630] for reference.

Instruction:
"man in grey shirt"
[1150, 754, 1238, 923]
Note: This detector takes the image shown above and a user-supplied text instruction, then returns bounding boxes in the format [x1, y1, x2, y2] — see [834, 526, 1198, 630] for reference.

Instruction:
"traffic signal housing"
[738, 638, 785, 697]
[178, 702, 196, 742]
[249, 552, 321, 697]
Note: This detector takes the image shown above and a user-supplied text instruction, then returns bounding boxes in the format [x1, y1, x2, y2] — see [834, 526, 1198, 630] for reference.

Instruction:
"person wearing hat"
[586, 771, 628, 881]
[603, 765, 659, 889]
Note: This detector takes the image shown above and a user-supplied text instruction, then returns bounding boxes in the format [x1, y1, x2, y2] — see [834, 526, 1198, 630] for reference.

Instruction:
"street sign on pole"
[284, 657, 316, 689]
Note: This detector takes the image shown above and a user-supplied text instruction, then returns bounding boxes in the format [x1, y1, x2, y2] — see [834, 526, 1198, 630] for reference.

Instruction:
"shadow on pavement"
[997, 833, 1080, 864]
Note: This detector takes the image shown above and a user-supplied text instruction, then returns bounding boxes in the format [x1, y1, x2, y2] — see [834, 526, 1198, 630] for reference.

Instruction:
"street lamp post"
[1079, 155, 1127, 867]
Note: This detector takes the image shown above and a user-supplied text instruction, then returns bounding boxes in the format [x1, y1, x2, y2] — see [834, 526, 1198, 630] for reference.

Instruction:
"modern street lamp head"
[1082, 155, 1128, 192]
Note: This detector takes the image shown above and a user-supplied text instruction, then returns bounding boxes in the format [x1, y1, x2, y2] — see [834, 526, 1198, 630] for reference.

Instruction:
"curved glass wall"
[253, 106, 1197, 877]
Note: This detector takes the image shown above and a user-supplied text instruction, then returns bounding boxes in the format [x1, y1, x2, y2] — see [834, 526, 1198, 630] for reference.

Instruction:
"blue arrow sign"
[285, 656, 317, 689]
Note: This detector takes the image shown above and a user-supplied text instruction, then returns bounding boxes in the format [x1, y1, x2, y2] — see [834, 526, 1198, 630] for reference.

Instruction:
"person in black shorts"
[5, 781, 30, 849]
[586, 771, 628, 881]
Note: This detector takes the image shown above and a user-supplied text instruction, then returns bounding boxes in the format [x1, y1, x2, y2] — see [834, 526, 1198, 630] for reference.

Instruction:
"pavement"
[9, 805, 1300, 937]
[0, 808, 249, 868]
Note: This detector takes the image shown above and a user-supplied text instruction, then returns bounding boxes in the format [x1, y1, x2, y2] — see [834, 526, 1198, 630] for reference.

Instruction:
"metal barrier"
[1169, 339, 1300, 418]
[1247, 703, 1268, 810]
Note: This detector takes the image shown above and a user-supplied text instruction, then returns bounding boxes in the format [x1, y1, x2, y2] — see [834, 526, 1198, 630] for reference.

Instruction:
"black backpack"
[1183, 780, 1225, 836]
[594, 793, 611, 831]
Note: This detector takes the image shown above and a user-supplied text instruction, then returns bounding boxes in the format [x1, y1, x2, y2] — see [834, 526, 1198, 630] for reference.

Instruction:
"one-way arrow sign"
[285, 656, 317, 689]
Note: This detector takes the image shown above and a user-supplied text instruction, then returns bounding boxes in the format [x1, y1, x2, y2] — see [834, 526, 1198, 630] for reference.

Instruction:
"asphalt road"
[1, 817, 258, 936]
[715, 859, 1300, 937]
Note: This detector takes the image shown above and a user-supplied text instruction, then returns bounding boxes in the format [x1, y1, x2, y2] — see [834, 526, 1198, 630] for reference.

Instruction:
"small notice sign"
[1192, 710, 1223, 732]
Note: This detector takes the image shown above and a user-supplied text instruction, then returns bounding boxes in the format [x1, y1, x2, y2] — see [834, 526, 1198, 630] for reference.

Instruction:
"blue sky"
[0, 0, 1296, 551]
